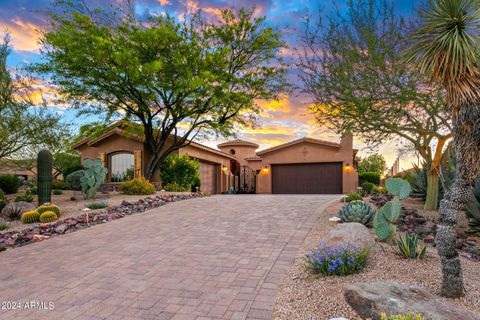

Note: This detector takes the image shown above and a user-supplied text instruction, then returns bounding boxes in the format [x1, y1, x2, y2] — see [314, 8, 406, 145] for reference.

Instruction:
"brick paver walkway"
[0, 194, 338, 320]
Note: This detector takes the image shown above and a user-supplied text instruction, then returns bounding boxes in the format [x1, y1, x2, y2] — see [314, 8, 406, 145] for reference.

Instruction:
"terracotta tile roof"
[217, 139, 259, 148]
[256, 137, 340, 155]
[72, 120, 236, 160]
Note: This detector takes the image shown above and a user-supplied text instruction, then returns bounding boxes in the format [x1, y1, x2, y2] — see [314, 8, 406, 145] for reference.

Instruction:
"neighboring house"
[73, 122, 358, 194]
[0, 160, 36, 181]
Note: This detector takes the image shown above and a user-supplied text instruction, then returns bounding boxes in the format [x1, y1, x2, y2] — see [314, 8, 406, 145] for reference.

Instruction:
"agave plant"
[395, 233, 427, 259]
[337, 200, 376, 226]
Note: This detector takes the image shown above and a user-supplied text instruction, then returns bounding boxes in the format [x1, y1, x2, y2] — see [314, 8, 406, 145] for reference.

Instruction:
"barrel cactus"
[80, 158, 107, 199]
[39, 211, 58, 223]
[36, 203, 61, 216]
[374, 178, 411, 242]
[21, 210, 40, 224]
[37, 149, 53, 206]
[337, 200, 376, 226]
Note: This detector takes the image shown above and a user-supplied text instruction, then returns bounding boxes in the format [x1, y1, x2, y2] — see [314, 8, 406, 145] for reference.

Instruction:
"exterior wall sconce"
[345, 163, 352, 172]
[261, 166, 269, 174]
[222, 165, 229, 174]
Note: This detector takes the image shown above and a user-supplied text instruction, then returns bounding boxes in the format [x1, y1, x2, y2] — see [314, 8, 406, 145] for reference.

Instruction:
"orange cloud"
[203, 7, 223, 19]
[158, 0, 171, 5]
[3, 18, 42, 52]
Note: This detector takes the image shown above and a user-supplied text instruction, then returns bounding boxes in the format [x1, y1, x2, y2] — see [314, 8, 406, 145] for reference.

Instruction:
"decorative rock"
[344, 281, 480, 320]
[1, 201, 35, 217]
[326, 222, 374, 250]
[54, 224, 68, 234]
[329, 318, 349, 320]
[0, 193, 206, 252]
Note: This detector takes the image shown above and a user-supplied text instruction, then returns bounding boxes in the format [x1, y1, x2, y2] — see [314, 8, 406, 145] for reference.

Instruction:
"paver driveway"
[0, 194, 339, 320]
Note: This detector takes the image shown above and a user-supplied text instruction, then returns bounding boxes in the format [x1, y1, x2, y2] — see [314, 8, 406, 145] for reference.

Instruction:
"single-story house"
[73, 122, 358, 194]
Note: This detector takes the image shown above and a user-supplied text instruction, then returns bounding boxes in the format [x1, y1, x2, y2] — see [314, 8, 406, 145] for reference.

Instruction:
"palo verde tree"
[34, 2, 287, 180]
[405, 0, 480, 298]
[0, 34, 63, 160]
[298, 0, 451, 210]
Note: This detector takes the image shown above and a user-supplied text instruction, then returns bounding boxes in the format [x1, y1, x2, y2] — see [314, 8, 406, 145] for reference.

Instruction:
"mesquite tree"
[406, 0, 480, 298]
[298, 0, 451, 210]
[34, 2, 287, 180]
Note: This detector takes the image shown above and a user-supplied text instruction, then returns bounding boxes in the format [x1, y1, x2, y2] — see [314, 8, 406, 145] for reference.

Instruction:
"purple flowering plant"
[305, 242, 369, 276]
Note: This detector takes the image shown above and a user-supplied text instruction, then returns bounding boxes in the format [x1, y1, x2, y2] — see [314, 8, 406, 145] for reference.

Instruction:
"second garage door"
[272, 162, 342, 194]
[199, 162, 218, 194]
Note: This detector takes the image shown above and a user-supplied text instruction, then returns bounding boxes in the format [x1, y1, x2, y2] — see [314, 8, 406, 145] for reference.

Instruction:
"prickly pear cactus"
[80, 158, 107, 199]
[37, 149, 52, 206]
[373, 197, 402, 242]
[385, 178, 411, 200]
[337, 200, 376, 226]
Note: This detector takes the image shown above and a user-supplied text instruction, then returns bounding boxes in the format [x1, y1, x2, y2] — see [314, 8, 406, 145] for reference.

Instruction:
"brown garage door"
[272, 162, 342, 194]
[199, 162, 218, 194]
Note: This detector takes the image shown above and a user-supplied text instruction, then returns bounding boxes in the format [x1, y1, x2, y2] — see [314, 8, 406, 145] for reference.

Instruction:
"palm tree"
[405, 0, 480, 298]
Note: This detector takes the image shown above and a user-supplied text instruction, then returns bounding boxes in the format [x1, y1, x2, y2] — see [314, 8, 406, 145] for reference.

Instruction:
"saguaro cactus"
[37, 149, 52, 206]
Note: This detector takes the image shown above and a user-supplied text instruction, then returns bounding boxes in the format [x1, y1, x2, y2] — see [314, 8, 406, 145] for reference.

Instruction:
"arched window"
[229, 149, 236, 155]
[109, 153, 134, 182]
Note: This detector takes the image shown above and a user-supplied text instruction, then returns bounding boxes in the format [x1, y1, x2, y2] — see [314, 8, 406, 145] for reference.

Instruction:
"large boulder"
[1, 201, 35, 220]
[344, 281, 480, 320]
[327, 222, 374, 249]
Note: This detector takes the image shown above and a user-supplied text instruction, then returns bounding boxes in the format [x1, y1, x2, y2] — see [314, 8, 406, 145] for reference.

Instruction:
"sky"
[0, 0, 420, 171]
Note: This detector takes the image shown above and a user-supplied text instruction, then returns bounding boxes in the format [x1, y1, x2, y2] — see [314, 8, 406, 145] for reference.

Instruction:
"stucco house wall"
[254, 135, 357, 194]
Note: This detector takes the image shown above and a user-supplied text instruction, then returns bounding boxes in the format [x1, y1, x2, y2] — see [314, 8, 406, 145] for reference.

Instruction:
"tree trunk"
[425, 137, 450, 211]
[424, 173, 440, 211]
[437, 102, 480, 298]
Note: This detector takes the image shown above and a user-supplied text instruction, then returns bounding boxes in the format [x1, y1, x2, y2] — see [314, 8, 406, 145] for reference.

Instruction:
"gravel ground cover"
[273, 200, 480, 320]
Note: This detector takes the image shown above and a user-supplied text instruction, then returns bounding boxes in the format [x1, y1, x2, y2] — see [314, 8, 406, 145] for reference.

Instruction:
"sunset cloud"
[3, 18, 42, 52]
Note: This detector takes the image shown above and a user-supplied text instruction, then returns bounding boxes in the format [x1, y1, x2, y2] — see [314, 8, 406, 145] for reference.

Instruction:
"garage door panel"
[272, 163, 342, 194]
[199, 162, 218, 194]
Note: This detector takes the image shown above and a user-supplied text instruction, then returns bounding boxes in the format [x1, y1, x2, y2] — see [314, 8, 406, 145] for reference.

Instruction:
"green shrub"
[305, 243, 369, 276]
[0, 189, 5, 199]
[361, 182, 376, 195]
[21, 210, 40, 224]
[163, 182, 191, 192]
[337, 200, 375, 226]
[28, 186, 38, 195]
[0, 221, 8, 231]
[36, 203, 61, 216]
[395, 233, 426, 259]
[381, 312, 424, 320]
[66, 170, 84, 191]
[39, 211, 58, 223]
[358, 172, 381, 185]
[86, 201, 108, 209]
[62, 164, 84, 182]
[121, 177, 156, 195]
[372, 185, 387, 194]
[191, 176, 201, 192]
[52, 180, 68, 190]
[160, 155, 199, 191]
[52, 189, 63, 195]
[15, 193, 34, 203]
[0, 175, 20, 194]
[343, 192, 363, 202]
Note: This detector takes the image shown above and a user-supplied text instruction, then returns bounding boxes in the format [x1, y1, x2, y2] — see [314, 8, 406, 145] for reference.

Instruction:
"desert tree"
[33, 2, 287, 180]
[298, 0, 451, 210]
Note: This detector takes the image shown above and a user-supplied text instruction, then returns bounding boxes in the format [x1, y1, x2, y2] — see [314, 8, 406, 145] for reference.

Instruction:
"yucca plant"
[405, 0, 480, 298]
[395, 233, 427, 259]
